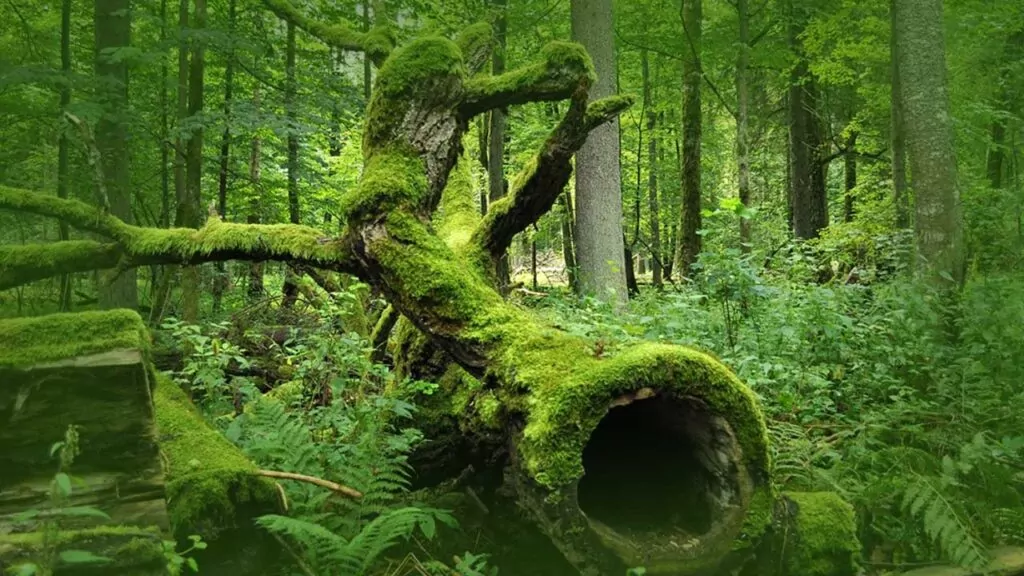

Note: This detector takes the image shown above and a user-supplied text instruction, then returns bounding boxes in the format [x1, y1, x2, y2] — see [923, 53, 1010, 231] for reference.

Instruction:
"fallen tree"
[0, 5, 859, 574]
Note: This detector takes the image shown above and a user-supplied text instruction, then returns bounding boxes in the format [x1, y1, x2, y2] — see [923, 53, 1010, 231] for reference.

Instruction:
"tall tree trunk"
[559, 190, 578, 292]
[281, 20, 301, 307]
[212, 0, 237, 314]
[247, 81, 264, 299]
[570, 0, 627, 303]
[736, 0, 752, 251]
[489, 0, 510, 292]
[986, 30, 1024, 190]
[642, 51, 662, 288]
[890, 0, 910, 229]
[180, 0, 206, 321]
[844, 131, 858, 222]
[787, 6, 827, 240]
[892, 0, 964, 285]
[94, 0, 137, 309]
[676, 0, 702, 276]
[159, 0, 170, 230]
[57, 0, 73, 311]
[477, 114, 489, 215]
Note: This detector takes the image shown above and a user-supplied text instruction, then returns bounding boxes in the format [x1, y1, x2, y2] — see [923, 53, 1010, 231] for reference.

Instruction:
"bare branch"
[470, 92, 633, 262]
[261, 0, 395, 66]
[460, 42, 596, 118]
[255, 470, 363, 500]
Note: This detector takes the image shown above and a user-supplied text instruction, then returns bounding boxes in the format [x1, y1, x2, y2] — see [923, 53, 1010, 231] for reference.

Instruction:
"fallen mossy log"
[898, 547, 1024, 576]
[0, 525, 167, 575]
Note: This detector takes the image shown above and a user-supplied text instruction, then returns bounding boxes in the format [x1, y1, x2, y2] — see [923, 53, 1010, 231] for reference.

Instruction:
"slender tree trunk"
[57, 0, 73, 311]
[179, 0, 206, 321]
[676, 0, 702, 276]
[736, 0, 752, 251]
[559, 190, 578, 291]
[893, 0, 964, 285]
[642, 51, 662, 288]
[94, 0, 137, 310]
[159, 0, 170, 230]
[890, 0, 910, 230]
[477, 115, 489, 215]
[787, 5, 827, 240]
[248, 81, 264, 299]
[489, 0, 510, 292]
[570, 0, 627, 303]
[843, 131, 858, 222]
[986, 31, 1023, 190]
[363, 3, 371, 103]
[212, 0, 237, 314]
[282, 20, 301, 307]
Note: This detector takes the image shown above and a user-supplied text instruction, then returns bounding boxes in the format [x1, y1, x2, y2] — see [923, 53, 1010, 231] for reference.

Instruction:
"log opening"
[578, 394, 743, 548]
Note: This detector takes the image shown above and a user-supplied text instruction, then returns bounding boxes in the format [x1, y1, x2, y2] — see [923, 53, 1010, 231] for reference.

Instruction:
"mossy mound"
[779, 491, 861, 576]
[153, 374, 281, 540]
[0, 309, 150, 369]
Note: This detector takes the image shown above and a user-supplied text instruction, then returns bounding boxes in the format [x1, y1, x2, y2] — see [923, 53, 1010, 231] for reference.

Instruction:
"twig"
[255, 470, 363, 499]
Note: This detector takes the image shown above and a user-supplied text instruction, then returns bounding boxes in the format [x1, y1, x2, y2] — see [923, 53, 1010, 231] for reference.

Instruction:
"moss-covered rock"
[152, 375, 280, 540]
[0, 309, 151, 369]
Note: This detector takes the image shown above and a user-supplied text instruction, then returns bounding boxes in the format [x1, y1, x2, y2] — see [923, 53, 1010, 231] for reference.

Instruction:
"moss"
[463, 41, 594, 106]
[0, 241, 122, 289]
[781, 491, 861, 576]
[340, 145, 429, 222]
[435, 157, 481, 251]
[0, 185, 134, 241]
[0, 309, 150, 369]
[455, 21, 495, 70]
[0, 525, 165, 569]
[508, 341, 770, 490]
[153, 374, 280, 539]
[585, 94, 637, 126]
[732, 486, 775, 552]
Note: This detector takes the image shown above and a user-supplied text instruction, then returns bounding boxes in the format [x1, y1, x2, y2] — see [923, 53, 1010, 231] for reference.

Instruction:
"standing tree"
[892, 0, 964, 284]
[787, 1, 827, 240]
[570, 0, 627, 303]
[676, 0, 702, 275]
[94, 0, 137, 309]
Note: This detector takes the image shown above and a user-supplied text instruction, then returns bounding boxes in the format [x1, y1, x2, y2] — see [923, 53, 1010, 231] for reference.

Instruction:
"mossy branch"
[456, 22, 496, 76]
[460, 41, 597, 118]
[0, 186, 361, 290]
[261, 0, 395, 66]
[470, 92, 633, 262]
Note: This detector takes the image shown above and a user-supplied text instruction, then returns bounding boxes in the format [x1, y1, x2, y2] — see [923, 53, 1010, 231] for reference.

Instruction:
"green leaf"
[58, 550, 111, 565]
[11, 562, 38, 576]
[54, 473, 72, 497]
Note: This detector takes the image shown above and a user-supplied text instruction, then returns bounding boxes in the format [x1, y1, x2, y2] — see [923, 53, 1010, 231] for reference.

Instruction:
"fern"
[900, 476, 987, 569]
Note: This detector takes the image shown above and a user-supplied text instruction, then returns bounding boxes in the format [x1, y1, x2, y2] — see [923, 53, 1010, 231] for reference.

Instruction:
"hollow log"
[0, 10, 861, 573]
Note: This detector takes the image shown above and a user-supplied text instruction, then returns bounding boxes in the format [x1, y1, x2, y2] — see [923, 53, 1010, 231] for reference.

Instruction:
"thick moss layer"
[153, 375, 280, 539]
[780, 491, 861, 576]
[0, 309, 150, 369]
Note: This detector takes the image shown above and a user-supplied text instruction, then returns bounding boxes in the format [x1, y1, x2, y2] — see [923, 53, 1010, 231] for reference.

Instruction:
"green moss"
[0, 525, 165, 569]
[435, 157, 481, 251]
[0, 241, 122, 289]
[340, 146, 429, 222]
[585, 94, 637, 126]
[0, 185, 134, 241]
[0, 310, 150, 369]
[463, 41, 595, 106]
[511, 341, 770, 490]
[733, 487, 775, 552]
[455, 21, 495, 70]
[153, 374, 280, 539]
[781, 491, 861, 576]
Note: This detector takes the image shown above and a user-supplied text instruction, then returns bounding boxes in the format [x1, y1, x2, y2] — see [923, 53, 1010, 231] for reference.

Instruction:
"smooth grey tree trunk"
[892, 0, 964, 285]
[571, 0, 627, 303]
[642, 51, 662, 288]
[95, 0, 137, 309]
[890, 0, 910, 229]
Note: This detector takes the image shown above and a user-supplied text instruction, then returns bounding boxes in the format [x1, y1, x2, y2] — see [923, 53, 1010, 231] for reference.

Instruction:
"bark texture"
[570, 0, 627, 303]
[677, 0, 703, 275]
[892, 0, 964, 284]
[788, 7, 827, 240]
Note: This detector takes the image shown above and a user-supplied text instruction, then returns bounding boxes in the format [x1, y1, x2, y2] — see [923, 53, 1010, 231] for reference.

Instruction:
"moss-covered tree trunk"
[0, 6, 861, 573]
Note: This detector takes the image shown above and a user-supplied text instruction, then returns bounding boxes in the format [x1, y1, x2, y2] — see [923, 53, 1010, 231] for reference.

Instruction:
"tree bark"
[282, 20, 301, 307]
[676, 0, 702, 276]
[57, 0, 73, 312]
[212, 0, 238, 314]
[736, 0, 752, 251]
[94, 0, 137, 310]
[247, 81, 265, 300]
[844, 131, 858, 222]
[787, 6, 827, 240]
[560, 190, 578, 291]
[642, 51, 662, 288]
[986, 30, 1024, 190]
[570, 0, 627, 303]
[489, 0, 510, 292]
[890, 0, 910, 230]
[892, 0, 965, 285]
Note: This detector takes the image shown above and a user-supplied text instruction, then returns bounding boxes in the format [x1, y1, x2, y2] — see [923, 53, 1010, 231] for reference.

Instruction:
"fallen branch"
[255, 470, 363, 500]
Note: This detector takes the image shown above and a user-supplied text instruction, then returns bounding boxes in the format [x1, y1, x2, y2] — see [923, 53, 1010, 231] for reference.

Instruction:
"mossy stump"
[0, 311, 169, 531]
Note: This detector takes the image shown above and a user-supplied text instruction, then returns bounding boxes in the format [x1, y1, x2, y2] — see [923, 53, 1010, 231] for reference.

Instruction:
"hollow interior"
[577, 395, 738, 537]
